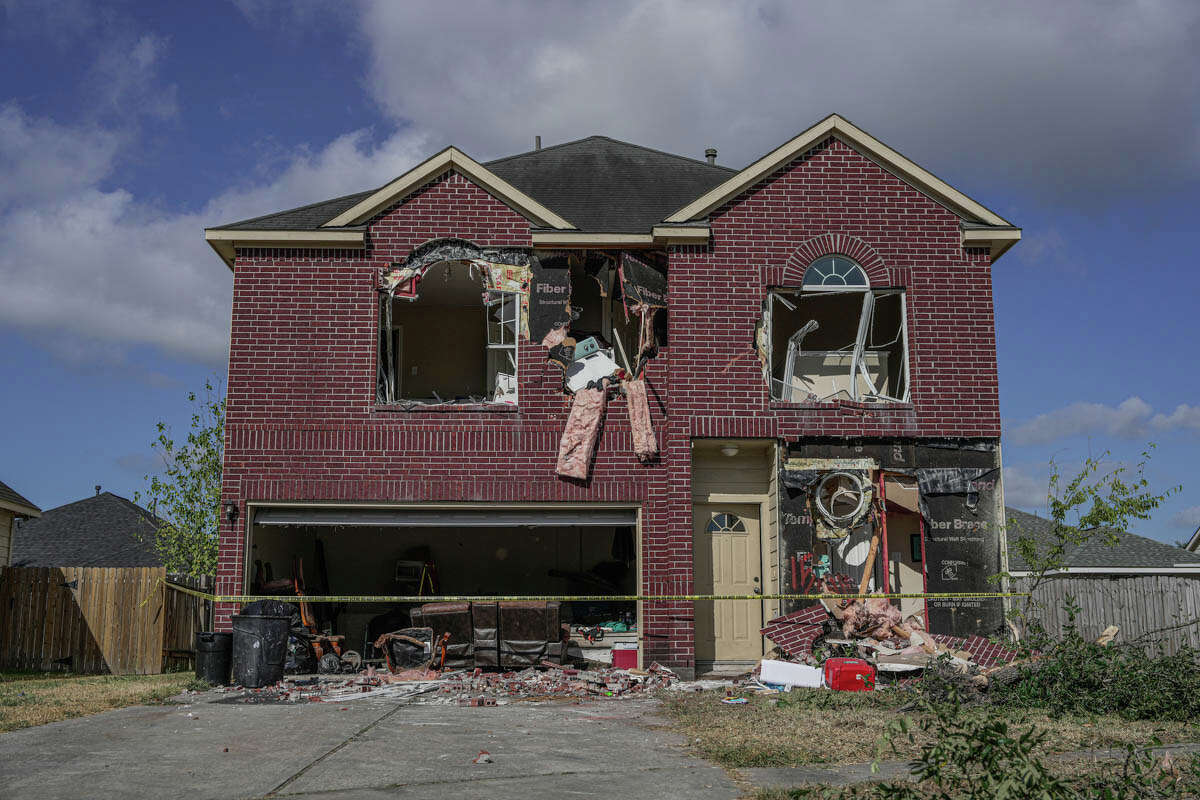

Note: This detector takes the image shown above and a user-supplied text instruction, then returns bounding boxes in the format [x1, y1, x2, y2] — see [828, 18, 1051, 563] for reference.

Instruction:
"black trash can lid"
[240, 599, 294, 617]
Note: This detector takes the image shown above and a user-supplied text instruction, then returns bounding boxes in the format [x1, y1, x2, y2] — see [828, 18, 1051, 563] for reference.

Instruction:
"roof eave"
[0, 498, 41, 518]
[203, 228, 367, 271]
[962, 226, 1022, 262]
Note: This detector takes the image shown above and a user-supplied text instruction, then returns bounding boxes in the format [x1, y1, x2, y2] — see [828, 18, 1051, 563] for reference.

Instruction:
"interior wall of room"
[391, 304, 486, 399]
[249, 524, 635, 597]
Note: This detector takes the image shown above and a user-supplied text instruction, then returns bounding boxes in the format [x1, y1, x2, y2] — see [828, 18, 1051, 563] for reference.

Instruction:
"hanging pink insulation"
[624, 378, 657, 462]
[555, 382, 608, 479]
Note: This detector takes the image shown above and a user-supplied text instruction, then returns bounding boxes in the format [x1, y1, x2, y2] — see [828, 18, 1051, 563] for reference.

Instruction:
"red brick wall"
[217, 147, 1002, 671]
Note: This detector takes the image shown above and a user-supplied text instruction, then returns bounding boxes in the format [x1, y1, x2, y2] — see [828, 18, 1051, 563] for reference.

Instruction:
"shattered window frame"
[766, 257, 911, 404]
[377, 255, 528, 408]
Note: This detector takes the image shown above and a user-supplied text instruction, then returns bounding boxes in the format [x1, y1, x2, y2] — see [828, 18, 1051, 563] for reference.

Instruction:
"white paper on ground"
[760, 659, 825, 688]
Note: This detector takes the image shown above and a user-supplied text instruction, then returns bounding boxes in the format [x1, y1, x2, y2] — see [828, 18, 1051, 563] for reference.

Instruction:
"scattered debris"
[212, 660, 682, 706]
[473, 750, 494, 764]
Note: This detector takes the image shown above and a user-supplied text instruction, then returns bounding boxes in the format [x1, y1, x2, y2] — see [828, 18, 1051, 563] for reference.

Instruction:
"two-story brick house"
[206, 114, 1019, 677]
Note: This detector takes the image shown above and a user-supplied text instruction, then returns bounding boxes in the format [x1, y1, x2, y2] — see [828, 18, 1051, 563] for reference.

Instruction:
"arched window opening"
[802, 255, 869, 290]
[764, 255, 909, 404]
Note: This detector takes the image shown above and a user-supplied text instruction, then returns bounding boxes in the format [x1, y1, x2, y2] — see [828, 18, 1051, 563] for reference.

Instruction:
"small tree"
[135, 381, 225, 577]
[1003, 445, 1178, 643]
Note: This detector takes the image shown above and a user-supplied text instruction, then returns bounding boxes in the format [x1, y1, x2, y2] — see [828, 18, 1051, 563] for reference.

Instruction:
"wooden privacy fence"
[1012, 574, 1200, 654]
[0, 567, 212, 674]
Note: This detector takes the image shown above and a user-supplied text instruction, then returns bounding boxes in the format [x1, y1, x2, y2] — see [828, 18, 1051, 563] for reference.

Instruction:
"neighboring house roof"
[1005, 507, 1200, 574]
[0, 479, 41, 517]
[1187, 524, 1200, 554]
[205, 114, 1020, 268]
[10, 492, 163, 568]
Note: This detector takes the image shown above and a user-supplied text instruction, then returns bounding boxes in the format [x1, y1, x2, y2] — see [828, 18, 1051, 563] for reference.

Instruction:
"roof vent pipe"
[535, 135, 542, 150]
[95, 485, 101, 496]
[705, 147, 717, 165]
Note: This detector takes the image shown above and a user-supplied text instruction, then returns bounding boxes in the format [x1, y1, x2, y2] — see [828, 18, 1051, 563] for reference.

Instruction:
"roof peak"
[485, 134, 737, 173]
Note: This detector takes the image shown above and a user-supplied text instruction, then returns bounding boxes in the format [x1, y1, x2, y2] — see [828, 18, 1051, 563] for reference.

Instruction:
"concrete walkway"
[0, 696, 738, 800]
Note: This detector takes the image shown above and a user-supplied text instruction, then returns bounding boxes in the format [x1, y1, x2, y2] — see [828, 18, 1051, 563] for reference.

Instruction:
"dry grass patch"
[0, 672, 198, 733]
[661, 689, 1199, 769]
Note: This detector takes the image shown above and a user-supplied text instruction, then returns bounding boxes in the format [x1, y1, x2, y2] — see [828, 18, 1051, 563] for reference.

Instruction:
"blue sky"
[2, 1, 1198, 544]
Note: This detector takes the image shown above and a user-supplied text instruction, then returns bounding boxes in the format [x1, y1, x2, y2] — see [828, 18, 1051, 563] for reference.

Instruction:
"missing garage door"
[246, 505, 640, 668]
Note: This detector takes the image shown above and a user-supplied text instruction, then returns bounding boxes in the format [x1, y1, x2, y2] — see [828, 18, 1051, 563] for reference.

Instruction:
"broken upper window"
[765, 256, 910, 403]
[378, 249, 529, 407]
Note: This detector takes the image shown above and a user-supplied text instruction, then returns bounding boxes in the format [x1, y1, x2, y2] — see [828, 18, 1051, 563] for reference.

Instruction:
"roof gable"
[322, 146, 575, 230]
[11, 492, 163, 568]
[664, 114, 1018, 255]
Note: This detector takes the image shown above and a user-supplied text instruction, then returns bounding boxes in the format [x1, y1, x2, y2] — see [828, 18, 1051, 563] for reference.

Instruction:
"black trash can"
[231, 614, 290, 688]
[194, 631, 233, 686]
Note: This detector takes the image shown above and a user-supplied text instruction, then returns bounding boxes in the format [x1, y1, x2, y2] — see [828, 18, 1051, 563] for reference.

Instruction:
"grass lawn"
[661, 688, 1200, 770]
[0, 671, 201, 733]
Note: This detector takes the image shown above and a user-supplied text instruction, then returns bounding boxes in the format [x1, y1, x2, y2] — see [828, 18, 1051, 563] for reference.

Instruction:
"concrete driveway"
[0, 696, 739, 800]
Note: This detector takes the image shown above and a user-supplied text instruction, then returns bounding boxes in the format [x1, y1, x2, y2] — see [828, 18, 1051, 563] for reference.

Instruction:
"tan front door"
[693, 503, 763, 662]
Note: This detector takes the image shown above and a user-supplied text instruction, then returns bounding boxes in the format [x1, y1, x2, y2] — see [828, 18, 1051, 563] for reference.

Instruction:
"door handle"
[753, 586, 762, 595]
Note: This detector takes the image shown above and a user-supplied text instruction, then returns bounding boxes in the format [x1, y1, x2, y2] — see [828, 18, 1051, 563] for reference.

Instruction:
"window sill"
[771, 399, 914, 412]
[373, 402, 520, 414]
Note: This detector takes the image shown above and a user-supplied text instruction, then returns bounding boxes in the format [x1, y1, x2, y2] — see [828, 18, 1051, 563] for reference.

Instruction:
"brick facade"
[217, 141, 1002, 672]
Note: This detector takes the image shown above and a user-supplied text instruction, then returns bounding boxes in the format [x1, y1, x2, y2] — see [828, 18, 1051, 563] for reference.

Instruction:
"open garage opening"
[246, 507, 639, 668]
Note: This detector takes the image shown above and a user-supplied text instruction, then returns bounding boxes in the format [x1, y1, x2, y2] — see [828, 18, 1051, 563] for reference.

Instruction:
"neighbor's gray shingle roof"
[209, 136, 735, 234]
[1005, 507, 1200, 572]
[0, 480, 40, 514]
[11, 492, 163, 568]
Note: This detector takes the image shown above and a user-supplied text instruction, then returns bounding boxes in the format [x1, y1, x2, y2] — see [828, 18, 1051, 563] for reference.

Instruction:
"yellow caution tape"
[161, 582, 1027, 604]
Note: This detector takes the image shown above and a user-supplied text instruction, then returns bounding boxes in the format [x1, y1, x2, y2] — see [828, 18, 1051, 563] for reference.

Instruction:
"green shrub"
[991, 621, 1200, 722]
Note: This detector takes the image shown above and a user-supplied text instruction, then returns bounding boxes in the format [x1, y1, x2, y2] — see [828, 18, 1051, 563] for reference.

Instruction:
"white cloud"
[0, 106, 430, 365]
[1009, 397, 1156, 445]
[1150, 405, 1200, 434]
[1169, 505, 1200, 530]
[354, 0, 1200, 203]
[1002, 465, 1048, 510]
[1010, 397, 1200, 445]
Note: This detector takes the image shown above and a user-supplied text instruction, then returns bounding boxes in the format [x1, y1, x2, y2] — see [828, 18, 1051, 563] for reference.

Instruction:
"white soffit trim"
[532, 232, 654, 246]
[963, 227, 1022, 261]
[665, 113, 1013, 228]
[323, 146, 575, 230]
[0, 499, 41, 518]
[204, 229, 365, 269]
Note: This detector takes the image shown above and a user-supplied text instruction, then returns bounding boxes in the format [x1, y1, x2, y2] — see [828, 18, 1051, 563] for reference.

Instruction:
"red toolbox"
[823, 657, 876, 691]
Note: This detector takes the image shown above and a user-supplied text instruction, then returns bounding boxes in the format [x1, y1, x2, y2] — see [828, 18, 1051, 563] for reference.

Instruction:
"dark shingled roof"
[11, 492, 164, 568]
[208, 190, 375, 232]
[1005, 507, 1200, 572]
[208, 136, 735, 234]
[0, 479, 40, 514]
[484, 136, 735, 232]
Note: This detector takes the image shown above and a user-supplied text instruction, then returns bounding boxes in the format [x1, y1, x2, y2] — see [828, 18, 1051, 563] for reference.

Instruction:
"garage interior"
[246, 506, 639, 668]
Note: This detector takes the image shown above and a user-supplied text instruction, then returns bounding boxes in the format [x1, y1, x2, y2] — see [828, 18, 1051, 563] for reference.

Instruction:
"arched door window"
[706, 512, 747, 534]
